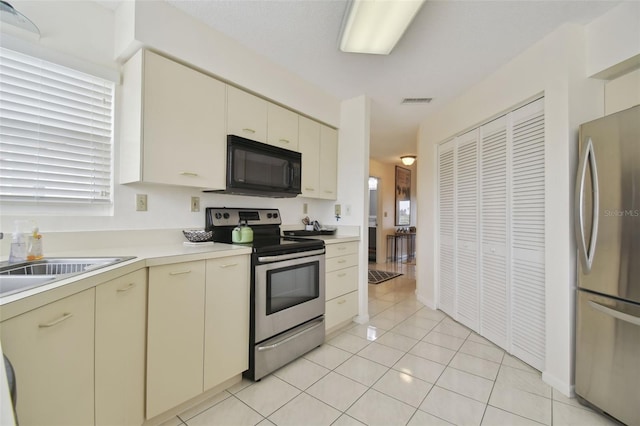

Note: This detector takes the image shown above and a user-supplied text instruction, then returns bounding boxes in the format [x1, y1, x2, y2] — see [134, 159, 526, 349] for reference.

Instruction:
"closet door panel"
[510, 99, 545, 370]
[480, 117, 509, 349]
[438, 140, 456, 317]
[455, 130, 479, 331]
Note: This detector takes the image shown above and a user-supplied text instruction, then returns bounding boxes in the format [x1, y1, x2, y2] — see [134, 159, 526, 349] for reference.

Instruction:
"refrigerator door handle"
[588, 300, 640, 327]
[575, 138, 599, 273]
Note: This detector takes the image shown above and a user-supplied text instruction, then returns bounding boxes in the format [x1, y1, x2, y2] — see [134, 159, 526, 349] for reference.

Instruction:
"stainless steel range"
[206, 207, 326, 381]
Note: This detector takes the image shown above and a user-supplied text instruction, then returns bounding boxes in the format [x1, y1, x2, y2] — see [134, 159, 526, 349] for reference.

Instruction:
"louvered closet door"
[455, 130, 480, 331]
[510, 99, 545, 370]
[480, 116, 509, 349]
[438, 140, 456, 317]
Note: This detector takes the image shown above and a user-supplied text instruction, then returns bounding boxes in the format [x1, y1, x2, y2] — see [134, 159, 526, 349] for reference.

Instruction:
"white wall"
[416, 23, 605, 396]
[0, 0, 347, 237]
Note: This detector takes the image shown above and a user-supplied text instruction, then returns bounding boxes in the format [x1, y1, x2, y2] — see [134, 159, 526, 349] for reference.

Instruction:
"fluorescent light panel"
[340, 0, 425, 55]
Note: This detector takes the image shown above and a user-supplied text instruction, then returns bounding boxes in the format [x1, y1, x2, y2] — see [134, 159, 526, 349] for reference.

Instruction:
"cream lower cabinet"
[147, 261, 206, 419]
[204, 255, 250, 390]
[95, 269, 147, 426]
[0, 289, 95, 426]
[325, 242, 359, 331]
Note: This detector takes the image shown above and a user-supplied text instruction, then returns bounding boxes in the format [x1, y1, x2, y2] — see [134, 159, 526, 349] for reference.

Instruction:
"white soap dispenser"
[8, 221, 27, 263]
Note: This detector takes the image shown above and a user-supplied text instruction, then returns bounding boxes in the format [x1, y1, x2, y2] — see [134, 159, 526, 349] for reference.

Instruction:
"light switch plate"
[191, 196, 200, 212]
[136, 194, 147, 211]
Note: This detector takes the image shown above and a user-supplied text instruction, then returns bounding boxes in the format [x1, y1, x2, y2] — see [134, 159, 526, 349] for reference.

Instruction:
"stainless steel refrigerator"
[575, 105, 640, 426]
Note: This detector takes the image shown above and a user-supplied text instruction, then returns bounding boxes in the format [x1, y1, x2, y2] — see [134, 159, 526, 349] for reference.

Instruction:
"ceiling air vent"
[401, 97, 433, 104]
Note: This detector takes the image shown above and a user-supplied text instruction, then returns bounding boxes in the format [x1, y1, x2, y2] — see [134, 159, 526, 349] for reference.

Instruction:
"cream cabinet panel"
[326, 266, 358, 301]
[227, 86, 268, 142]
[147, 261, 206, 419]
[204, 255, 250, 390]
[267, 103, 299, 150]
[326, 241, 358, 258]
[120, 49, 226, 189]
[326, 253, 358, 273]
[95, 269, 147, 426]
[325, 291, 358, 331]
[298, 116, 321, 197]
[318, 126, 338, 200]
[0, 289, 95, 426]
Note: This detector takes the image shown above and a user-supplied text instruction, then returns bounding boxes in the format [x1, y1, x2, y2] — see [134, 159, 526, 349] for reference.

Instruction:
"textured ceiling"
[157, 1, 618, 163]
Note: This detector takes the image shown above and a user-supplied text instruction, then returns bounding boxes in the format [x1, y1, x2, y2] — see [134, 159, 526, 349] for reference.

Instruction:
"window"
[0, 47, 114, 204]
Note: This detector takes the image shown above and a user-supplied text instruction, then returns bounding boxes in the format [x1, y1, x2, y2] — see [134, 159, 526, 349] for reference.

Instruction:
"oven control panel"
[206, 207, 281, 227]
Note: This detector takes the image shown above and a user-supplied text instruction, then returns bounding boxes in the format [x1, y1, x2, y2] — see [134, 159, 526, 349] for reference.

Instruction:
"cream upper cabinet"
[95, 269, 147, 426]
[319, 126, 338, 200]
[0, 289, 95, 426]
[147, 261, 206, 419]
[119, 49, 226, 189]
[204, 255, 250, 390]
[227, 86, 268, 143]
[298, 116, 321, 197]
[267, 103, 299, 150]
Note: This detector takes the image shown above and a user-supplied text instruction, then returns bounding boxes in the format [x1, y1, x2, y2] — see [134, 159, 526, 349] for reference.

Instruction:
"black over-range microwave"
[210, 134, 302, 198]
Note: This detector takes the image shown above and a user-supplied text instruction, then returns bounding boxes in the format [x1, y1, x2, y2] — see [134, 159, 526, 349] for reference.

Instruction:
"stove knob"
[267, 213, 272, 218]
[215, 213, 222, 219]
[273, 213, 278, 219]
[223, 213, 230, 219]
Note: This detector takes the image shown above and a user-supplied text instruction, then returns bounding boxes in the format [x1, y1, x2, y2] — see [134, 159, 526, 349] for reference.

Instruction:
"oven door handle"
[257, 318, 325, 352]
[257, 248, 325, 263]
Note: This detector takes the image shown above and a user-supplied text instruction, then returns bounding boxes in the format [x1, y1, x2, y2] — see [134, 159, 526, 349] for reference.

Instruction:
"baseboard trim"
[542, 371, 574, 397]
[416, 290, 437, 310]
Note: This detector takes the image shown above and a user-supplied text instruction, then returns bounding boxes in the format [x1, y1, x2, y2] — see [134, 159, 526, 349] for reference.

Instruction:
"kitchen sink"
[0, 257, 136, 297]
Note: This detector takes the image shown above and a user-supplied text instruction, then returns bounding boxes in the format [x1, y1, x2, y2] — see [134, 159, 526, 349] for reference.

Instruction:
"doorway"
[368, 177, 380, 262]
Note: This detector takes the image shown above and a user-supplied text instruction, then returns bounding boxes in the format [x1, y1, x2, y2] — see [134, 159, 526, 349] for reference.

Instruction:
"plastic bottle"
[27, 226, 43, 261]
[8, 224, 27, 263]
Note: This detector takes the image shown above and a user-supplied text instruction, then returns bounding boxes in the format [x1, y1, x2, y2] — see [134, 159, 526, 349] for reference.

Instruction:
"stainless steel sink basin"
[0, 257, 136, 297]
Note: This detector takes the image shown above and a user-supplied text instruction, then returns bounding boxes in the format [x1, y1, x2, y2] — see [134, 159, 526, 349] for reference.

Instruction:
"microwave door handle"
[288, 162, 294, 189]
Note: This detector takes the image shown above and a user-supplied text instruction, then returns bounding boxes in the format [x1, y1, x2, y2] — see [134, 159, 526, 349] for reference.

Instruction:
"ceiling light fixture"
[0, 1, 40, 35]
[401, 155, 416, 166]
[339, 0, 425, 55]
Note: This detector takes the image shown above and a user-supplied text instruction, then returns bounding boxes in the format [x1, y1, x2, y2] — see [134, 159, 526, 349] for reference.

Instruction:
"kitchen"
[1, 0, 639, 425]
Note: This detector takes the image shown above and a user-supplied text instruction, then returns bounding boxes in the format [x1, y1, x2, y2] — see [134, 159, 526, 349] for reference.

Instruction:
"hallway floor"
[162, 261, 617, 426]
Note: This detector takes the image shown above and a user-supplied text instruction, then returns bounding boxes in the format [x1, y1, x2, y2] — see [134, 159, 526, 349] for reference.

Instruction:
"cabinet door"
[438, 140, 456, 318]
[95, 269, 147, 426]
[267, 103, 299, 150]
[298, 116, 320, 197]
[204, 256, 250, 390]
[227, 86, 268, 142]
[0, 289, 95, 426]
[147, 261, 206, 419]
[143, 50, 226, 189]
[319, 125, 338, 200]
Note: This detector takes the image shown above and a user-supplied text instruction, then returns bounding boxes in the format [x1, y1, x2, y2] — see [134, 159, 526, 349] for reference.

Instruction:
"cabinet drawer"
[326, 266, 358, 301]
[326, 253, 358, 273]
[326, 242, 358, 258]
[325, 291, 358, 331]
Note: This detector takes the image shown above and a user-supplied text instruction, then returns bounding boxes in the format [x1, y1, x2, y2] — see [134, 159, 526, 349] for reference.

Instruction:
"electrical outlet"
[345, 205, 352, 216]
[384, 211, 388, 217]
[191, 196, 200, 212]
[136, 194, 147, 211]
[334, 204, 341, 216]
[303, 203, 308, 214]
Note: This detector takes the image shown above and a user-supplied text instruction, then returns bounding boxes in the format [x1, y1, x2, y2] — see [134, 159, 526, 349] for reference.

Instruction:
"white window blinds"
[0, 47, 114, 203]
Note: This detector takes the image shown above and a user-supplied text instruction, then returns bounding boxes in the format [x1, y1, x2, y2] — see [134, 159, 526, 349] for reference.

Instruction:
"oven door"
[254, 250, 325, 343]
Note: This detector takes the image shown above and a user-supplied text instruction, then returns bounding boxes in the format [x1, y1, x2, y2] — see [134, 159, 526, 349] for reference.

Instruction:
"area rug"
[368, 270, 403, 284]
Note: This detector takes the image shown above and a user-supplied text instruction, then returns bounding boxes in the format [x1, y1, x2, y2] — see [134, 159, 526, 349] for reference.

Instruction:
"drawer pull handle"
[39, 313, 73, 328]
[337, 259, 346, 264]
[338, 246, 347, 250]
[242, 128, 256, 134]
[180, 172, 199, 177]
[169, 270, 192, 276]
[279, 139, 290, 144]
[337, 273, 346, 277]
[337, 299, 346, 305]
[304, 187, 315, 191]
[117, 283, 135, 293]
[220, 263, 238, 268]
[324, 190, 333, 194]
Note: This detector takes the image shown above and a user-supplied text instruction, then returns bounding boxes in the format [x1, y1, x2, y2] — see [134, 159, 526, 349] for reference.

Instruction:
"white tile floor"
[163, 262, 618, 426]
